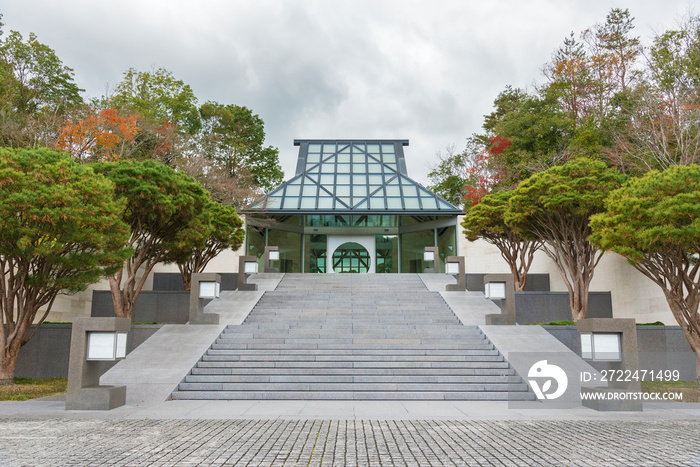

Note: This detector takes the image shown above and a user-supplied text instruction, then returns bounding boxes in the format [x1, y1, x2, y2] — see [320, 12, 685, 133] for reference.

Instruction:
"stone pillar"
[445, 256, 466, 291]
[483, 274, 516, 325]
[189, 273, 221, 325]
[238, 255, 259, 291]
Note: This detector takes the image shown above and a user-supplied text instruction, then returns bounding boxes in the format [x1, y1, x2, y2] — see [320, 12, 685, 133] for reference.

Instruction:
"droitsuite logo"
[527, 360, 568, 400]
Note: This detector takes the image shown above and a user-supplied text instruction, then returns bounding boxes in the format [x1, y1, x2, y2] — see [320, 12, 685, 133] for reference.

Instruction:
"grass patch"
[0, 377, 67, 401]
[641, 380, 700, 403]
[637, 321, 665, 326]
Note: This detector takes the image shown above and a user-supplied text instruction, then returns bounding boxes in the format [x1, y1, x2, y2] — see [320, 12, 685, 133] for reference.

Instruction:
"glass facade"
[400, 230, 435, 273]
[243, 140, 462, 274]
[267, 230, 302, 273]
[304, 234, 327, 273]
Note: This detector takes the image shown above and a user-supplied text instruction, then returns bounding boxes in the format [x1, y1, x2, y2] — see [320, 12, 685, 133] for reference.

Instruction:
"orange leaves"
[56, 109, 139, 163]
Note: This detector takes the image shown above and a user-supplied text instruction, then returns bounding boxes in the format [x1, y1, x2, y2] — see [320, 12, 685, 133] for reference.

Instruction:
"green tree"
[107, 67, 200, 135]
[461, 190, 541, 291]
[92, 160, 210, 318]
[505, 157, 627, 321]
[0, 148, 130, 384]
[0, 23, 83, 148]
[590, 165, 700, 384]
[177, 201, 245, 290]
[198, 102, 284, 194]
[428, 144, 469, 208]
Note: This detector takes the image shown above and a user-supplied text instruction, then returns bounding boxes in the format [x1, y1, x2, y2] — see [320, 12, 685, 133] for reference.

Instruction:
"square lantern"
[446, 262, 460, 274]
[198, 281, 220, 299]
[268, 250, 280, 262]
[423, 251, 435, 262]
[580, 332, 622, 362]
[244, 260, 259, 274]
[86, 331, 128, 361]
[484, 282, 506, 300]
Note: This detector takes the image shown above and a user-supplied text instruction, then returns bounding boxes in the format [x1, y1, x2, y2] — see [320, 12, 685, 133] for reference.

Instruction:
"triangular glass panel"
[305, 174, 319, 183]
[267, 197, 282, 208]
[439, 200, 455, 210]
[354, 199, 369, 210]
[336, 197, 351, 208]
[338, 144, 350, 153]
[306, 165, 319, 173]
[385, 176, 399, 186]
[353, 144, 366, 153]
[319, 186, 335, 197]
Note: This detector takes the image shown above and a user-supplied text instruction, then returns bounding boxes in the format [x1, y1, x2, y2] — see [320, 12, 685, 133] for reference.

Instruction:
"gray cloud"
[2, 0, 692, 182]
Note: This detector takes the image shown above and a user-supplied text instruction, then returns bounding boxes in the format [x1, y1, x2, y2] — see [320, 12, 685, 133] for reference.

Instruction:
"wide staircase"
[171, 274, 534, 400]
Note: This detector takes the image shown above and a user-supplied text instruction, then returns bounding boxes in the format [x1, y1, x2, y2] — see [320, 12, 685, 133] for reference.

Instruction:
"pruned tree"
[505, 157, 627, 321]
[590, 165, 700, 384]
[0, 148, 130, 384]
[461, 190, 541, 291]
[177, 201, 245, 290]
[92, 160, 210, 318]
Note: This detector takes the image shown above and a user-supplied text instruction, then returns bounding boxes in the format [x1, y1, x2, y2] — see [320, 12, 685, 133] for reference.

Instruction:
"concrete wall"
[153, 272, 239, 291]
[544, 325, 697, 381]
[466, 273, 550, 292]
[91, 291, 191, 324]
[14, 324, 161, 379]
[513, 292, 613, 324]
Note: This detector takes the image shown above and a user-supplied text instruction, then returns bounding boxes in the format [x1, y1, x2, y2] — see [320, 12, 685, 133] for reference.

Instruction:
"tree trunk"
[0, 340, 20, 386]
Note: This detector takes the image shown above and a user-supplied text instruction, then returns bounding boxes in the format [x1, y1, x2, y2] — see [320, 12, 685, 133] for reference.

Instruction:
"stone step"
[184, 375, 523, 383]
[205, 349, 500, 357]
[191, 367, 517, 376]
[177, 382, 531, 392]
[201, 354, 504, 363]
[170, 391, 534, 401]
[195, 361, 511, 369]
[209, 343, 495, 350]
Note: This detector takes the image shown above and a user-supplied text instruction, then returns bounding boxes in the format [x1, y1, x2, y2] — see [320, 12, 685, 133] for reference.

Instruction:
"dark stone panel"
[543, 325, 697, 380]
[91, 291, 190, 324]
[513, 292, 612, 324]
[466, 273, 550, 292]
[14, 324, 162, 379]
[152, 273, 239, 291]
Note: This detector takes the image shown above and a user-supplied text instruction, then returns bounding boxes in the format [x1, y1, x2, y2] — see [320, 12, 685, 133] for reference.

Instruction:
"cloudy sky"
[1, 1, 694, 184]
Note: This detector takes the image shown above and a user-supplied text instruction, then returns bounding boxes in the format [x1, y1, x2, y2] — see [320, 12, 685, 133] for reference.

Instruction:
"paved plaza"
[1, 417, 699, 466]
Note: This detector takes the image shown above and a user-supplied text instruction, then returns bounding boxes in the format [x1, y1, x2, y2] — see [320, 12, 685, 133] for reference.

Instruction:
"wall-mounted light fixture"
[86, 331, 128, 361]
[580, 332, 622, 362]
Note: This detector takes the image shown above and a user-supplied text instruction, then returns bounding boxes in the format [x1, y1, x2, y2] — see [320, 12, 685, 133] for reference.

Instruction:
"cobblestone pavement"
[0, 419, 698, 466]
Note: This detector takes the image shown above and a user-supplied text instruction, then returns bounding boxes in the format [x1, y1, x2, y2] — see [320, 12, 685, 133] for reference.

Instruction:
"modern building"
[242, 139, 463, 273]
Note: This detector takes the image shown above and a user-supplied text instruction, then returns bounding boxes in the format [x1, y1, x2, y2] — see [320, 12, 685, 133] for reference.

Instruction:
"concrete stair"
[171, 274, 535, 400]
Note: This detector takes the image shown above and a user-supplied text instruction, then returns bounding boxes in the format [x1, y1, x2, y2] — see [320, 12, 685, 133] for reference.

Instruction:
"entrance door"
[331, 242, 371, 273]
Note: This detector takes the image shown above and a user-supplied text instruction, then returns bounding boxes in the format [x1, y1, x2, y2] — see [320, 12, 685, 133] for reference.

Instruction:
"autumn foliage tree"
[56, 108, 139, 163]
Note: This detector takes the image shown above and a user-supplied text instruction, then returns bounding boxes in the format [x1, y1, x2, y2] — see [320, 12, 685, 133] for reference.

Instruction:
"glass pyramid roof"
[244, 140, 463, 215]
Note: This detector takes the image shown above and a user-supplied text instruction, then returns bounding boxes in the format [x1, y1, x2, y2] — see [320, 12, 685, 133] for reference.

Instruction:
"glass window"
[300, 197, 316, 209]
[383, 153, 397, 164]
[421, 197, 438, 209]
[302, 185, 317, 197]
[320, 174, 335, 185]
[285, 185, 301, 196]
[331, 242, 370, 273]
[352, 154, 365, 163]
[306, 154, 320, 163]
[352, 163, 365, 173]
[437, 225, 457, 272]
[267, 197, 282, 208]
[337, 197, 351, 208]
[369, 174, 383, 185]
[318, 197, 334, 209]
[367, 144, 380, 154]
[268, 230, 302, 273]
[339, 145, 350, 153]
[368, 164, 382, 174]
[382, 143, 395, 153]
[321, 163, 335, 173]
[402, 185, 418, 197]
[336, 174, 351, 184]
[404, 197, 420, 209]
[304, 234, 327, 273]
[323, 143, 336, 154]
[308, 144, 321, 153]
[335, 185, 350, 197]
[337, 153, 351, 163]
[245, 225, 265, 270]
[375, 235, 398, 273]
[352, 144, 365, 153]
[386, 185, 401, 196]
[352, 185, 367, 197]
[281, 197, 298, 209]
[387, 198, 402, 209]
[400, 229, 434, 273]
[337, 163, 351, 173]
[352, 174, 366, 185]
